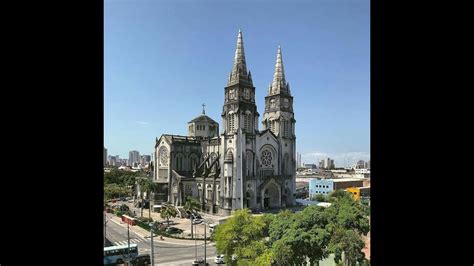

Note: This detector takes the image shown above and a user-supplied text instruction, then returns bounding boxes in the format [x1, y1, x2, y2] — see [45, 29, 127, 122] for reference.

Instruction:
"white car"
[214, 255, 225, 264]
[192, 219, 203, 224]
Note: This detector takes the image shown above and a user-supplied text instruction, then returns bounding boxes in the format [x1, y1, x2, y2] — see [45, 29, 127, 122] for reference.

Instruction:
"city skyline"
[105, 1, 370, 168]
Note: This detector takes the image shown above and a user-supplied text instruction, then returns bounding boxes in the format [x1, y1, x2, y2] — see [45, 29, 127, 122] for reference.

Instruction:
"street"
[105, 213, 218, 265]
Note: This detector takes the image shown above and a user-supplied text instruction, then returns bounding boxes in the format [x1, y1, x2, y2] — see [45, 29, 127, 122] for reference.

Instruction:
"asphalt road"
[105, 214, 218, 265]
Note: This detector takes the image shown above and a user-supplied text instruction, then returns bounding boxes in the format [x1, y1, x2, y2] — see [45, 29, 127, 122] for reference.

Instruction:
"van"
[209, 224, 218, 233]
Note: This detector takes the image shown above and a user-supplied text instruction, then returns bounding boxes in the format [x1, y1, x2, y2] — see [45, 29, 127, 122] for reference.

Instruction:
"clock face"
[244, 88, 250, 99]
[270, 99, 276, 108]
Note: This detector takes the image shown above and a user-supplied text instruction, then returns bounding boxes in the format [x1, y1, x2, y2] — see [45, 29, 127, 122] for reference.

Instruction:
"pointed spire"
[228, 30, 250, 85]
[270, 45, 287, 94]
[202, 103, 206, 114]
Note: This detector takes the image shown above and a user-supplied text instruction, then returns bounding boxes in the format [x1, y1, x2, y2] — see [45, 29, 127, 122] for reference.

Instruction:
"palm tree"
[137, 176, 157, 219]
[160, 203, 177, 228]
[184, 197, 201, 238]
[184, 196, 201, 214]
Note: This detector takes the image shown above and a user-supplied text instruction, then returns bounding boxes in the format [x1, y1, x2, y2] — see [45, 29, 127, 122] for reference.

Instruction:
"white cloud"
[301, 151, 370, 167]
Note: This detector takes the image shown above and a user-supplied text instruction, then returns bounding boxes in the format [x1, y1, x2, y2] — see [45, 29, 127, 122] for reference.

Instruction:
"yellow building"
[347, 187, 361, 201]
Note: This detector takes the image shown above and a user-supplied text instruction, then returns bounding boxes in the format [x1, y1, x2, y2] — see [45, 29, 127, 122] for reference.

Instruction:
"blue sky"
[105, 0, 370, 167]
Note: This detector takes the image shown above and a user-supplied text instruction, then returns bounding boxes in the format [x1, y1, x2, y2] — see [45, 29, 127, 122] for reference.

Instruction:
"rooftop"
[332, 178, 365, 182]
[188, 114, 218, 124]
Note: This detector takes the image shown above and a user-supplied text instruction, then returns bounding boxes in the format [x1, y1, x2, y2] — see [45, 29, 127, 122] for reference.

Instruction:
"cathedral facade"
[152, 30, 296, 216]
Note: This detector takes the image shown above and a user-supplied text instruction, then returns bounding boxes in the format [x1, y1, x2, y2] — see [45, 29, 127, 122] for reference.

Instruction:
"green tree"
[184, 196, 201, 238]
[160, 203, 177, 228]
[184, 196, 201, 214]
[325, 190, 369, 266]
[137, 176, 158, 219]
[104, 183, 129, 200]
[312, 193, 328, 202]
[329, 228, 366, 266]
[214, 209, 269, 265]
[269, 206, 332, 265]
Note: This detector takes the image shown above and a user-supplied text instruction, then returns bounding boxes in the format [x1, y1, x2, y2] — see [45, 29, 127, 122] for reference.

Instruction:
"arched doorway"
[262, 180, 281, 209]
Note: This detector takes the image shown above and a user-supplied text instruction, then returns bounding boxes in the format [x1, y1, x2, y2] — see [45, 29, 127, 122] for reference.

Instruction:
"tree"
[160, 203, 177, 228]
[184, 196, 201, 238]
[137, 176, 158, 219]
[269, 206, 331, 265]
[104, 183, 129, 200]
[329, 228, 366, 266]
[184, 196, 201, 214]
[312, 193, 328, 202]
[214, 209, 269, 265]
[325, 190, 369, 265]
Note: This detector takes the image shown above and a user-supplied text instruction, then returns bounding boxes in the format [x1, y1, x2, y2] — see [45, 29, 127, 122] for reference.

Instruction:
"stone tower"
[262, 46, 296, 201]
[220, 30, 259, 211]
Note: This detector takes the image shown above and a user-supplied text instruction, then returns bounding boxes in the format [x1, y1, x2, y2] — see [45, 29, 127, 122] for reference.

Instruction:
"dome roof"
[188, 114, 218, 124]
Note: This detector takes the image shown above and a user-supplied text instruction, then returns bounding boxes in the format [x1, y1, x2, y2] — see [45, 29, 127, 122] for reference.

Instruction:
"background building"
[129, 150, 140, 166]
[297, 152, 302, 168]
[104, 147, 107, 166]
[309, 178, 364, 198]
[303, 163, 317, 169]
[319, 158, 335, 169]
[108, 155, 117, 167]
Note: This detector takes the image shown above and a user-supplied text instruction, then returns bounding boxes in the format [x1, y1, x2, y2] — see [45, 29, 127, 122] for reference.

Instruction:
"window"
[261, 150, 272, 167]
[244, 113, 252, 132]
[159, 147, 169, 167]
[176, 155, 183, 171]
[228, 114, 235, 133]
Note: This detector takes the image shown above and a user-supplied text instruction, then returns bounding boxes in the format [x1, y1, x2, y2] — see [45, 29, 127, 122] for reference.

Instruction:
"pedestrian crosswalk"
[113, 238, 145, 246]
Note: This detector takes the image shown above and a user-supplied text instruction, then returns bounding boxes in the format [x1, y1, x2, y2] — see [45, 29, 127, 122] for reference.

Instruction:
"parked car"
[131, 254, 151, 265]
[209, 224, 218, 233]
[214, 254, 225, 264]
[192, 219, 203, 224]
[165, 227, 183, 234]
[192, 258, 209, 266]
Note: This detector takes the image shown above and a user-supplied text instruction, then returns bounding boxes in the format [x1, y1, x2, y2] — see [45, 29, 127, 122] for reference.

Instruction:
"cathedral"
[152, 30, 296, 216]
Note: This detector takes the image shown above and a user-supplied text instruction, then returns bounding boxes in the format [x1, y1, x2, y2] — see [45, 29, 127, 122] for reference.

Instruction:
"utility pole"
[149, 222, 155, 266]
[127, 222, 131, 264]
[104, 212, 108, 247]
[194, 222, 197, 262]
[204, 222, 207, 265]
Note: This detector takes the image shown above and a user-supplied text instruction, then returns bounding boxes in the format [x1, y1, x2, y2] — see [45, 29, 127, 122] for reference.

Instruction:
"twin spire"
[228, 30, 289, 96]
[228, 29, 251, 86]
[269, 45, 290, 95]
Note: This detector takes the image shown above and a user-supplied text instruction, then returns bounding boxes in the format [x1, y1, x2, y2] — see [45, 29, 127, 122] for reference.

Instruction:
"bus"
[104, 243, 138, 265]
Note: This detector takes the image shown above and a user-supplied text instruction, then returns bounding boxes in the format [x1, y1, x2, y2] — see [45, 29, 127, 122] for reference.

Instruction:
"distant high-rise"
[321, 158, 335, 169]
[296, 152, 302, 168]
[108, 155, 117, 166]
[140, 155, 151, 166]
[129, 150, 140, 166]
[104, 147, 107, 166]
[356, 160, 365, 169]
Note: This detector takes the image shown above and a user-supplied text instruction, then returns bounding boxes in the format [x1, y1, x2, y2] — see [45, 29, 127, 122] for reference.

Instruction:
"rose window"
[261, 150, 272, 167]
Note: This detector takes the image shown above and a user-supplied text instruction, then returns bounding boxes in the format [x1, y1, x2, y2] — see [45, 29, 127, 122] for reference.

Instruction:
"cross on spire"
[202, 103, 206, 114]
